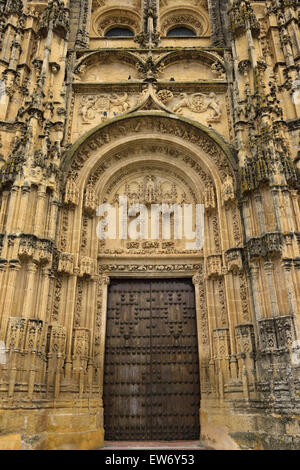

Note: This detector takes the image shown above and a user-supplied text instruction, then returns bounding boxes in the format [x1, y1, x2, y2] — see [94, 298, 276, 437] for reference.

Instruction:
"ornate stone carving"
[259, 315, 295, 352]
[225, 248, 243, 272]
[123, 175, 180, 205]
[247, 233, 283, 259]
[235, 324, 256, 355]
[212, 214, 221, 252]
[57, 252, 74, 275]
[173, 92, 222, 122]
[64, 178, 79, 208]
[213, 328, 230, 358]
[211, 61, 226, 79]
[193, 272, 209, 345]
[84, 184, 98, 216]
[99, 263, 203, 274]
[156, 89, 174, 105]
[96, 11, 140, 37]
[79, 257, 95, 277]
[259, 318, 277, 352]
[161, 12, 206, 36]
[204, 183, 216, 210]
[218, 278, 228, 328]
[229, 0, 260, 38]
[80, 93, 132, 124]
[38, 0, 70, 39]
[47, 324, 66, 355]
[6, 317, 26, 351]
[72, 328, 90, 359]
[221, 174, 235, 205]
[68, 116, 233, 182]
[206, 254, 222, 278]
[275, 315, 295, 349]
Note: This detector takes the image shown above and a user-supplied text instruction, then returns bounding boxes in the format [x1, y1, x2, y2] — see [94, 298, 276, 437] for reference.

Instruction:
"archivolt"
[62, 112, 237, 194]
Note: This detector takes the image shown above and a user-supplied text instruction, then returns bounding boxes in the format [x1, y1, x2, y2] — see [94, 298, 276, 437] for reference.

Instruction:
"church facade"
[0, 0, 300, 450]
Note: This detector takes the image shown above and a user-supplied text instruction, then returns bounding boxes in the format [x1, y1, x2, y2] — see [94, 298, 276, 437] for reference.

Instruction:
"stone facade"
[0, 0, 299, 450]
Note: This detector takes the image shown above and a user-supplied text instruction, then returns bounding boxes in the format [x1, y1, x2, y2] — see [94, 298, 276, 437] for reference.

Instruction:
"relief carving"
[80, 93, 132, 124]
[206, 254, 222, 278]
[221, 174, 235, 205]
[57, 252, 74, 275]
[157, 91, 222, 123]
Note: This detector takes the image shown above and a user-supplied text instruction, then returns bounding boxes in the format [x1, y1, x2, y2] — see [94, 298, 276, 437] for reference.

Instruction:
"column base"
[200, 398, 300, 450]
[0, 404, 105, 450]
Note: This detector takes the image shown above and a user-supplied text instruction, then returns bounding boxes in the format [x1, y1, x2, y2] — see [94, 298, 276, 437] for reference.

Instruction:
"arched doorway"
[59, 112, 246, 443]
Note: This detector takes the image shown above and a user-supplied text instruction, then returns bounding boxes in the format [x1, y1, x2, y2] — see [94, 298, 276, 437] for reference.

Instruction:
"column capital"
[100, 274, 110, 286]
[192, 272, 203, 286]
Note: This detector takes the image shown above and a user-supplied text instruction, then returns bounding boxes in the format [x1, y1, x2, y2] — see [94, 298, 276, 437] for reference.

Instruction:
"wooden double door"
[103, 278, 200, 441]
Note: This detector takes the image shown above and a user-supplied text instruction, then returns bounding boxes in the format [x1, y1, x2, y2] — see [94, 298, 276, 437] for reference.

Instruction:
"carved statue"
[204, 183, 216, 210]
[221, 175, 235, 204]
[144, 175, 156, 203]
[64, 178, 79, 206]
[84, 184, 98, 215]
